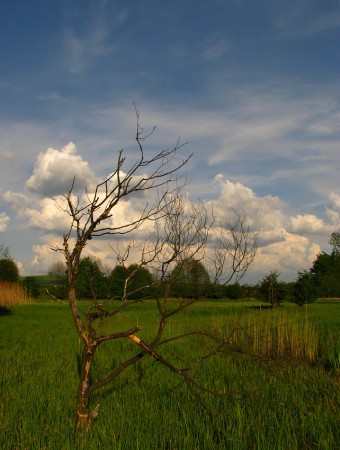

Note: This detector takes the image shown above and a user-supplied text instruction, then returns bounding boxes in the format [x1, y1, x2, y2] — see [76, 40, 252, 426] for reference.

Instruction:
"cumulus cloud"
[326, 208, 340, 225]
[206, 175, 332, 281]
[323, 192, 340, 226]
[30, 234, 66, 274]
[0, 212, 10, 232]
[3, 192, 69, 232]
[2, 192, 32, 219]
[287, 214, 331, 234]
[3, 129, 337, 281]
[211, 175, 285, 232]
[4, 185, 151, 237]
[25, 142, 97, 196]
[255, 232, 321, 276]
[329, 192, 340, 209]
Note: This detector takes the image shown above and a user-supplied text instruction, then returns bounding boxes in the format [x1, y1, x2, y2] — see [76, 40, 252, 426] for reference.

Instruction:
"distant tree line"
[47, 255, 249, 301]
[1, 230, 340, 307]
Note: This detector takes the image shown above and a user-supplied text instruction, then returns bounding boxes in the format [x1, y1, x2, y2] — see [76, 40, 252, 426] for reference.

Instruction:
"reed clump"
[220, 309, 319, 363]
[0, 281, 31, 307]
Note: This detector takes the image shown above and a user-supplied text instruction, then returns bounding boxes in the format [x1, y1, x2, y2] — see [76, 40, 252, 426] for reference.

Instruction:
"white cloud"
[4, 185, 152, 238]
[324, 192, 340, 226]
[326, 208, 340, 225]
[210, 175, 285, 232]
[287, 214, 331, 234]
[3, 192, 69, 232]
[1, 101, 336, 282]
[329, 192, 340, 209]
[205, 175, 332, 281]
[25, 142, 97, 196]
[0, 212, 10, 232]
[2, 192, 32, 219]
[4, 167, 333, 281]
[255, 232, 321, 277]
[30, 234, 66, 274]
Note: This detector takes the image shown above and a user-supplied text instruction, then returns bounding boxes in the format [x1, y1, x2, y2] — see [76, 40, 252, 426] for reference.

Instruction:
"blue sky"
[1, 0, 340, 283]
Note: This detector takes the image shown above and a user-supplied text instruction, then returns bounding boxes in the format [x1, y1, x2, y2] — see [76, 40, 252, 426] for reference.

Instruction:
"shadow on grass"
[248, 305, 273, 310]
[0, 306, 13, 316]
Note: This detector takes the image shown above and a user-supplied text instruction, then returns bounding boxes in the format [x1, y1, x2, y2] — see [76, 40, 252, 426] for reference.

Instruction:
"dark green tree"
[22, 276, 40, 298]
[293, 270, 318, 306]
[310, 252, 340, 297]
[223, 282, 243, 299]
[0, 258, 19, 282]
[77, 256, 107, 299]
[258, 270, 286, 307]
[126, 264, 155, 299]
[108, 265, 129, 299]
[170, 259, 211, 298]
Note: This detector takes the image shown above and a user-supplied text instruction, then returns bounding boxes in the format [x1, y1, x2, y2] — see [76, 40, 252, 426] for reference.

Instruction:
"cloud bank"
[3, 145, 339, 281]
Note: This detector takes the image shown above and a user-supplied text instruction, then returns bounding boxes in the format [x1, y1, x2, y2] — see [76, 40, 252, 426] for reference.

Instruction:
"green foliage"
[311, 251, 340, 297]
[126, 264, 155, 299]
[291, 232, 340, 301]
[108, 265, 129, 299]
[329, 230, 340, 255]
[258, 270, 287, 307]
[293, 270, 318, 306]
[46, 262, 68, 299]
[22, 276, 40, 298]
[108, 264, 155, 300]
[0, 258, 19, 282]
[223, 282, 243, 299]
[76, 256, 107, 299]
[170, 259, 211, 298]
[208, 283, 244, 300]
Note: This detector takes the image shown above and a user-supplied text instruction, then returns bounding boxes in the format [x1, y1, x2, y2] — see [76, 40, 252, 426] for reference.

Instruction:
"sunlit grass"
[0, 300, 339, 449]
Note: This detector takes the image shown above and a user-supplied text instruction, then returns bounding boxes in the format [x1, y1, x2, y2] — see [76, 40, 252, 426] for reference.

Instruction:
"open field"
[0, 299, 339, 449]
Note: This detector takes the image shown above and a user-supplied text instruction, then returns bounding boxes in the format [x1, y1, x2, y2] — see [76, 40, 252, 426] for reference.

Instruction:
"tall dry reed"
[0, 282, 31, 307]
[217, 308, 319, 363]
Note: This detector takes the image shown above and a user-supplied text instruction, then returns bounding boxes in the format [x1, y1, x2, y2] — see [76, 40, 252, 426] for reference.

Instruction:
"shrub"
[0, 258, 19, 282]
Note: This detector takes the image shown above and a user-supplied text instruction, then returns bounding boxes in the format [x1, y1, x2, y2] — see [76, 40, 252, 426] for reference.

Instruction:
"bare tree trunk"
[75, 345, 95, 430]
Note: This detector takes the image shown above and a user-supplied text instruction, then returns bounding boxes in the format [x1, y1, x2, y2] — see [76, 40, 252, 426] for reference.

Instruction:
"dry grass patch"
[0, 281, 31, 307]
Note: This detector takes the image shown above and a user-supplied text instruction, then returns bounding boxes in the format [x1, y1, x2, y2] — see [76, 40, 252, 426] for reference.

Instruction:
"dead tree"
[52, 112, 256, 443]
[52, 110, 192, 433]
[210, 209, 258, 286]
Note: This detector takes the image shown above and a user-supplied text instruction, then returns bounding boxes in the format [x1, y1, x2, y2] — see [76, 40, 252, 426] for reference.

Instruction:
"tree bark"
[75, 345, 95, 431]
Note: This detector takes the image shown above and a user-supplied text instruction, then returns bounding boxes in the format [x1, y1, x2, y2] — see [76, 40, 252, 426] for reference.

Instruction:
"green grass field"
[0, 299, 339, 449]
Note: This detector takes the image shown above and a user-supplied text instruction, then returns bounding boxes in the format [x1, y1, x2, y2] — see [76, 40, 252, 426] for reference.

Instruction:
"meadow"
[0, 298, 339, 449]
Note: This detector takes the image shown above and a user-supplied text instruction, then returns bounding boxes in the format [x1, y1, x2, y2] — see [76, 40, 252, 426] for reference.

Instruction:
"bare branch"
[210, 209, 258, 285]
